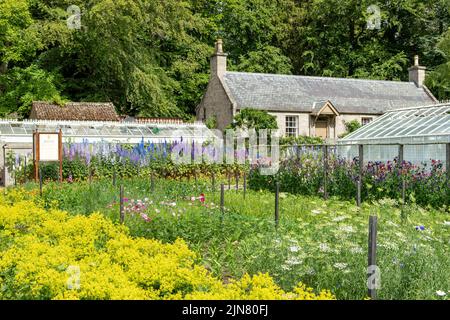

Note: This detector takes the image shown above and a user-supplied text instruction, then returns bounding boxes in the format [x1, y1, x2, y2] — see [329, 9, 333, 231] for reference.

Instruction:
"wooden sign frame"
[33, 129, 63, 183]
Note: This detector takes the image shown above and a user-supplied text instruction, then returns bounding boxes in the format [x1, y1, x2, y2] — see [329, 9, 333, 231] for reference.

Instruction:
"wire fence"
[282, 142, 450, 168]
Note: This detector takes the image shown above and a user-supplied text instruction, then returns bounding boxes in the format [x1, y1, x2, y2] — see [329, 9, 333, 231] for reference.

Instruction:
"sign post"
[33, 129, 63, 183]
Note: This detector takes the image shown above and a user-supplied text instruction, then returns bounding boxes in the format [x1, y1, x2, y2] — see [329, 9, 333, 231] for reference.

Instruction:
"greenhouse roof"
[0, 119, 215, 144]
[339, 103, 450, 145]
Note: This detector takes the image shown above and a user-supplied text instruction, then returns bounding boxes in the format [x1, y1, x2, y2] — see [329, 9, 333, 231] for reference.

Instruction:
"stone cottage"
[196, 40, 437, 140]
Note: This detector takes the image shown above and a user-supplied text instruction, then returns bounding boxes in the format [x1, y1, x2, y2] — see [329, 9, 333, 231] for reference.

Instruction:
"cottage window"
[362, 117, 373, 126]
[285, 116, 298, 137]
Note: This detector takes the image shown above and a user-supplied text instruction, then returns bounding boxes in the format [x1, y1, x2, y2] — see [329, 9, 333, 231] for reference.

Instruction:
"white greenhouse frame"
[0, 119, 216, 144]
[339, 103, 450, 145]
[337, 103, 450, 165]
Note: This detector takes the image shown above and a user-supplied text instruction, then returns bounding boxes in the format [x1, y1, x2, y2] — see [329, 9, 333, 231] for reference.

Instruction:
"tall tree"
[284, 0, 450, 80]
[0, 0, 41, 74]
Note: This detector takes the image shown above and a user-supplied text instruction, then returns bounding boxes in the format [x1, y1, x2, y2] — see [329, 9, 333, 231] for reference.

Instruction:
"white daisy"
[350, 246, 364, 254]
[319, 243, 331, 252]
[436, 290, 446, 297]
[286, 257, 302, 265]
[333, 262, 348, 270]
[339, 225, 355, 233]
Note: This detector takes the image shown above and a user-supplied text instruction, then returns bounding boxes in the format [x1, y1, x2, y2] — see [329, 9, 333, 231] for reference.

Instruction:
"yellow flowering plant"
[0, 194, 335, 300]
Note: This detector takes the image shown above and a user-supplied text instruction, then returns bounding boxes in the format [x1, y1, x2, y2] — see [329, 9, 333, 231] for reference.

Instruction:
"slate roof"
[223, 72, 436, 114]
[30, 102, 119, 121]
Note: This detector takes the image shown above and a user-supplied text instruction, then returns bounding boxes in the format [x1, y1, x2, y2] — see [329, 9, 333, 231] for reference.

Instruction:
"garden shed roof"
[30, 102, 119, 122]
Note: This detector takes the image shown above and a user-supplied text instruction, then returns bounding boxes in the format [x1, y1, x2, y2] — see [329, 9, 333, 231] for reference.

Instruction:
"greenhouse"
[0, 119, 216, 186]
[0, 119, 214, 144]
[337, 103, 450, 164]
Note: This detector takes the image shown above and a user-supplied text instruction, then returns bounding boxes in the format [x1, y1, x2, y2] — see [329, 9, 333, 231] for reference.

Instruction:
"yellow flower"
[0, 194, 336, 300]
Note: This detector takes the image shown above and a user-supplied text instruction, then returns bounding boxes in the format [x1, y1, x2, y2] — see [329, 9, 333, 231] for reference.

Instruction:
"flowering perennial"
[0, 196, 335, 300]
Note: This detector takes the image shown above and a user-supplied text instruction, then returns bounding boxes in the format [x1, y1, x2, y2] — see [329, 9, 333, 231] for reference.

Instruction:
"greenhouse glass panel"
[338, 103, 450, 165]
[0, 119, 215, 146]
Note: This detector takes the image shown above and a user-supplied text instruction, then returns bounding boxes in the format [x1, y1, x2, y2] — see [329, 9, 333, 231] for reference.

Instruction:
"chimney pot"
[215, 39, 223, 54]
[409, 55, 426, 87]
[211, 39, 227, 79]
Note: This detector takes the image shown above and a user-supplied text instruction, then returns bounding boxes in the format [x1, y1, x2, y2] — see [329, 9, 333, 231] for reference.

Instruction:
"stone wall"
[268, 112, 310, 137]
[196, 76, 234, 131]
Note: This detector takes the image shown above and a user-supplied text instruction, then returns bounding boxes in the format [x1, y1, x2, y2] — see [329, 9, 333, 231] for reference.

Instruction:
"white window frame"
[285, 116, 298, 137]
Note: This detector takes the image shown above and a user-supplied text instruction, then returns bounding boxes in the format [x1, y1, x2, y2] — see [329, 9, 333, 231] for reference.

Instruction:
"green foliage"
[205, 115, 218, 129]
[426, 27, 450, 100]
[0, 0, 41, 66]
[280, 135, 324, 146]
[249, 155, 448, 209]
[233, 46, 293, 74]
[0, 64, 66, 117]
[285, 0, 449, 80]
[1, 0, 449, 116]
[229, 108, 278, 131]
[339, 120, 362, 138]
[5, 150, 16, 177]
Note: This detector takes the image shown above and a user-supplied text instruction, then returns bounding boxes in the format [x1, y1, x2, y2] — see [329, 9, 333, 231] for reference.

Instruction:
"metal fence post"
[275, 182, 280, 229]
[357, 144, 364, 207]
[367, 216, 378, 300]
[398, 144, 404, 165]
[402, 179, 407, 204]
[446, 143, 450, 184]
[220, 183, 225, 215]
[323, 145, 329, 200]
[119, 185, 124, 224]
[357, 179, 361, 207]
[151, 172, 155, 192]
[243, 172, 247, 199]
[39, 168, 43, 197]
[24, 157, 27, 184]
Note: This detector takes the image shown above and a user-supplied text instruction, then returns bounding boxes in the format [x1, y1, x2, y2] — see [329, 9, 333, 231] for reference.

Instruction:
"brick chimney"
[211, 39, 228, 79]
[409, 55, 426, 87]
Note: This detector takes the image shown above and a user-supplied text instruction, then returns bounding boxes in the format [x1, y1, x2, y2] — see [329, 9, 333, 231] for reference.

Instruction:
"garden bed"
[3, 177, 449, 300]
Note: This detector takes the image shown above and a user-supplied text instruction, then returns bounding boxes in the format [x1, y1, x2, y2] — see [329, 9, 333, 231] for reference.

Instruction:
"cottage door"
[315, 121, 328, 139]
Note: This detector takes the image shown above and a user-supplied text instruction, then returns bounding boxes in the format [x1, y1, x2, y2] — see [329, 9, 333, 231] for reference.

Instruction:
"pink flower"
[199, 193, 205, 203]
[141, 213, 151, 222]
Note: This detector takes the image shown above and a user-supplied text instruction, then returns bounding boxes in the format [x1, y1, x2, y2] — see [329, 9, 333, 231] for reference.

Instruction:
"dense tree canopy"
[0, 0, 449, 119]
